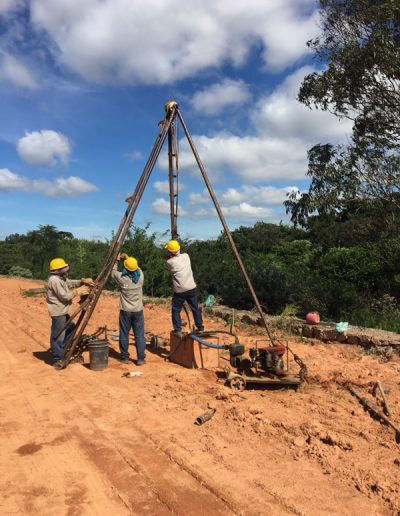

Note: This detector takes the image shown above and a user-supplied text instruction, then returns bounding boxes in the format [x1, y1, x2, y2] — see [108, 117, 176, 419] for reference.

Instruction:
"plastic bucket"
[88, 339, 109, 371]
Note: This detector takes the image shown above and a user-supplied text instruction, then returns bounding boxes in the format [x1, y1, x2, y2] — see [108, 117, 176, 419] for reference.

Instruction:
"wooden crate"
[169, 332, 219, 369]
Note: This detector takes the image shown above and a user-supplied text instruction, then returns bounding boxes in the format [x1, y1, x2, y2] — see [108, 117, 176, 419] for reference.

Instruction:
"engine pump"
[229, 343, 287, 376]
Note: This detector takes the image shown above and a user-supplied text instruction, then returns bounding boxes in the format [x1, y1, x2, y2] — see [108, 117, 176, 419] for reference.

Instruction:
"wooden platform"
[169, 332, 219, 369]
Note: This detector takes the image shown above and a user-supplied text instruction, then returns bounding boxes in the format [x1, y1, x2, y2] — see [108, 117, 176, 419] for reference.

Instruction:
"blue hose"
[189, 333, 226, 350]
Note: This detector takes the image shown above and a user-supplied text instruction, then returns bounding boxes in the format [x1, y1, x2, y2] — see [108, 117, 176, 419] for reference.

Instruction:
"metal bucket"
[88, 339, 109, 371]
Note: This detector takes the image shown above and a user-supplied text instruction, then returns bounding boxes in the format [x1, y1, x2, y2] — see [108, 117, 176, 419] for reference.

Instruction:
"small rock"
[249, 406, 260, 415]
[394, 458, 400, 467]
[292, 437, 305, 447]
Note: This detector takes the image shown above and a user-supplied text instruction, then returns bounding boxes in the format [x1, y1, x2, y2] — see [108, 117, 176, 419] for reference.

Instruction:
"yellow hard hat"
[49, 258, 68, 271]
[124, 256, 138, 271]
[165, 240, 180, 253]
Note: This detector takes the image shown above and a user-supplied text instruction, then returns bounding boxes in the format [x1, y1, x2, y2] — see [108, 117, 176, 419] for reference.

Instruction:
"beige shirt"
[46, 275, 82, 317]
[166, 252, 196, 293]
[111, 263, 144, 313]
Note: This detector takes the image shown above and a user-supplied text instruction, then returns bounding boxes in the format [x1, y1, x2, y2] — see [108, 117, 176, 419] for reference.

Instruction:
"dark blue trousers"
[172, 288, 203, 331]
[119, 310, 146, 361]
[50, 314, 75, 361]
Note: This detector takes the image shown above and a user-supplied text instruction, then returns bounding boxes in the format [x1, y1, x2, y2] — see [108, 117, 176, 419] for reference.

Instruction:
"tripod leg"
[64, 106, 178, 366]
[176, 108, 275, 343]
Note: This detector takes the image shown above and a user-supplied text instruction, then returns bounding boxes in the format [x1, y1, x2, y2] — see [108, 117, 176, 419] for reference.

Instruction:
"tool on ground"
[56, 101, 306, 378]
[372, 381, 391, 417]
[348, 385, 400, 444]
[122, 371, 144, 378]
[195, 408, 216, 425]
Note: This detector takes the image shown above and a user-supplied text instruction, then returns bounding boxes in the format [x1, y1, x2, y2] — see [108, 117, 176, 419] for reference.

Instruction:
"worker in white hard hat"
[111, 253, 146, 365]
[46, 258, 93, 370]
[164, 240, 204, 334]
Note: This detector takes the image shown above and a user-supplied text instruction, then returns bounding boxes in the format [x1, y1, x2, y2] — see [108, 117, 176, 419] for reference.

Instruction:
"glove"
[81, 277, 95, 286]
[75, 285, 90, 297]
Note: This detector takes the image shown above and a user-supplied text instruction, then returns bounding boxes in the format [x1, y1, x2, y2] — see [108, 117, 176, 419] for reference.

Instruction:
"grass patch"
[350, 295, 400, 333]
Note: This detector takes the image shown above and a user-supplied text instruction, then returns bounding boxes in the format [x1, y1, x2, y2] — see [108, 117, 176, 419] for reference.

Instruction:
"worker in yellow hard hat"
[164, 240, 204, 335]
[46, 258, 94, 370]
[111, 253, 146, 365]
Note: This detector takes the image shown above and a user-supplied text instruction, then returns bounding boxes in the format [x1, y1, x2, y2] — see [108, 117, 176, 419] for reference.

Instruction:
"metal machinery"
[226, 340, 305, 390]
[55, 101, 307, 387]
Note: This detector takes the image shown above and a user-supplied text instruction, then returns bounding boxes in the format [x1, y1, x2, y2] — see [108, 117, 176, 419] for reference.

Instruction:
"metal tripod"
[60, 101, 277, 368]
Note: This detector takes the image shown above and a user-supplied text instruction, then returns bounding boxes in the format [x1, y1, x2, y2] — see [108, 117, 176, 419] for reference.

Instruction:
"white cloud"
[191, 79, 250, 115]
[0, 168, 27, 190]
[219, 185, 298, 206]
[30, 0, 318, 84]
[0, 53, 38, 89]
[17, 130, 71, 166]
[176, 133, 307, 182]
[152, 197, 187, 216]
[0, 168, 98, 197]
[190, 203, 275, 220]
[222, 202, 274, 218]
[251, 65, 353, 143]
[0, 0, 22, 14]
[32, 176, 98, 197]
[153, 180, 187, 195]
[175, 66, 352, 183]
[186, 185, 295, 221]
[124, 150, 142, 161]
[188, 189, 209, 205]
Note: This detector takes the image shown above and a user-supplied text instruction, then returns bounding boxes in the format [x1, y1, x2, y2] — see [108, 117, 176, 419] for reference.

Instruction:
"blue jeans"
[172, 288, 203, 332]
[119, 310, 146, 361]
[50, 315, 75, 362]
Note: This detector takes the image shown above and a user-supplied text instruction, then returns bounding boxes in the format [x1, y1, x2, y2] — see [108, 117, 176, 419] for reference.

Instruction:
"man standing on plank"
[165, 240, 204, 335]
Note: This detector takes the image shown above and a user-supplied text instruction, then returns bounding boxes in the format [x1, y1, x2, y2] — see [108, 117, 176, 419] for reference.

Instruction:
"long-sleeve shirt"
[166, 252, 196, 293]
[46, 275, 82, 317]
[111, 263, 144, 313]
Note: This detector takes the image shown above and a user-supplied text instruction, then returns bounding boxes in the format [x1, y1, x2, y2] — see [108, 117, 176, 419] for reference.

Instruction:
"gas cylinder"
[306, 311, 320, 325]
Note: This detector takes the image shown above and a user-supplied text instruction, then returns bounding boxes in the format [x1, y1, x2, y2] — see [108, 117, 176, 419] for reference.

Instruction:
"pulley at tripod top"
[165, 100, 179, 113]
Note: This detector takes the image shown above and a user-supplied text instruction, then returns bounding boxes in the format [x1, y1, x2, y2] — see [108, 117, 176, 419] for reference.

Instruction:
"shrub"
[8, 266, 33, 278]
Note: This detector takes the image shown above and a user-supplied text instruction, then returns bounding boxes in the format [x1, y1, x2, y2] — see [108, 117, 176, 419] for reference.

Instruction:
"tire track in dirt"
[1, 318, 236, 515]
[55, 360, 293, 515]
[1, 297, 245, 514]
[0, 341, 130, 515]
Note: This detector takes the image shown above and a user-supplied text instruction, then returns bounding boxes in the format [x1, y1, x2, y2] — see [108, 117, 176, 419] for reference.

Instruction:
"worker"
[111, 253, 146, 365]
[46, 258, 92, 370]
[165, 240, 204, 334]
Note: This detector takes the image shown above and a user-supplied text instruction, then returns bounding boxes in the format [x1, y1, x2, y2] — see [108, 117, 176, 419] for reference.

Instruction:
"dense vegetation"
[1, 219, 400, 332]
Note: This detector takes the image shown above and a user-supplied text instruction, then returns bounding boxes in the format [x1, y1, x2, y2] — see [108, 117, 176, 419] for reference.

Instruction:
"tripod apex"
[165, 100, 178, 112]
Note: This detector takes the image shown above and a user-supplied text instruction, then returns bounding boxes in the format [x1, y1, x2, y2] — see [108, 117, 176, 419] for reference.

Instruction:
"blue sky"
[0, 0, 352, 241]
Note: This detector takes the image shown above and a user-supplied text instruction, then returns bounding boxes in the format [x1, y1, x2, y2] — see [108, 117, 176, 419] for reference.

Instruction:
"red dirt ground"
[1, 277, 400, 515]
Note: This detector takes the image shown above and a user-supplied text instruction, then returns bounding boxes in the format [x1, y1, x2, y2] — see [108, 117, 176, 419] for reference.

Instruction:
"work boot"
[118, 357, 130, 364]
[53, 359, 66, 370]
[172, 330, 185, 339]
[136, 358, 146, 366]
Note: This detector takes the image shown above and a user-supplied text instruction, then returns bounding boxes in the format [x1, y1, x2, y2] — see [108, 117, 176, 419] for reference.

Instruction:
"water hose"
[189, 332, 231, 350]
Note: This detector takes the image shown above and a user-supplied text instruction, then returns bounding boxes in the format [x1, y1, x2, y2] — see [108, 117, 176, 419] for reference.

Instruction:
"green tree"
[300, 0, 400, 152]
[289, 0, 400, 220]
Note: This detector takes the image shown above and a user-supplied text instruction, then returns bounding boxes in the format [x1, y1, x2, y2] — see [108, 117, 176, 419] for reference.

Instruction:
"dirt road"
[1, 277, 399, 515]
